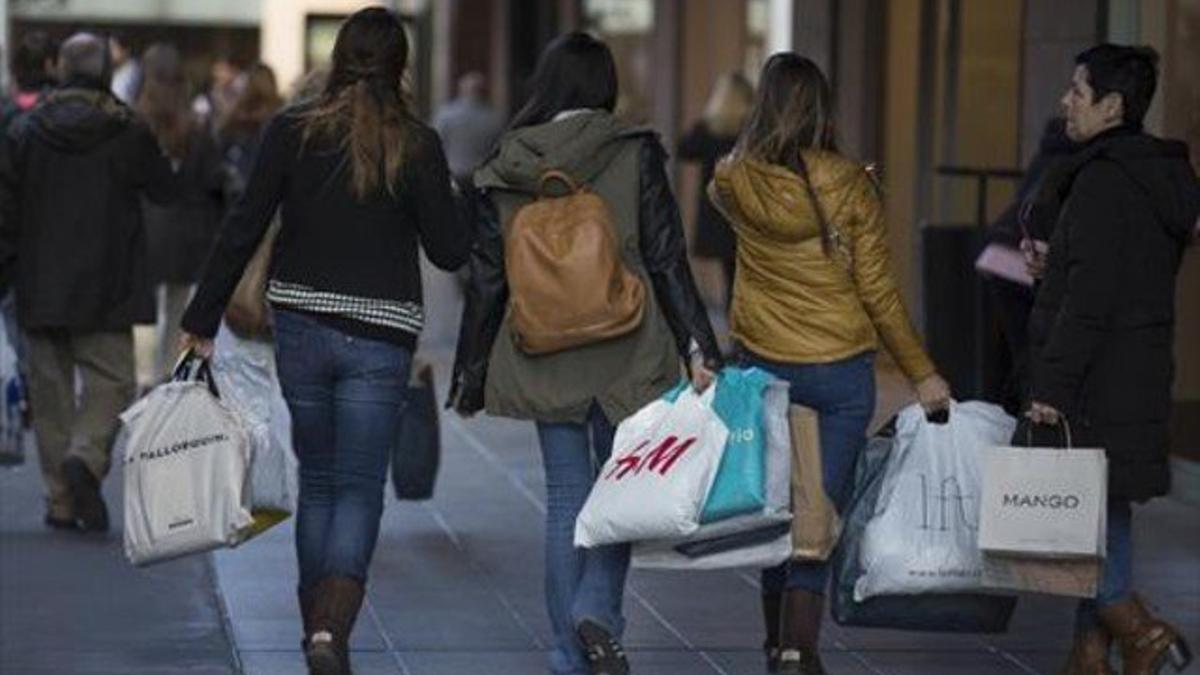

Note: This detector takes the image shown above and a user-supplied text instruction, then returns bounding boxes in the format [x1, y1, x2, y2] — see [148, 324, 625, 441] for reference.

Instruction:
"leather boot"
[762, 590, 782, 673]
[1058, 625, 1115, 675]
[777, 589, 826, 675]
[299, 586, 318, 651]
[307, 577, 365, 675]
[1100, 596, 1193, 675]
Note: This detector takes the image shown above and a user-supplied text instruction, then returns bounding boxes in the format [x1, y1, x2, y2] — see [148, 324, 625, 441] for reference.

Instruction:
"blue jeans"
[274, 310, 411, 592]
[746, 351, 877, 594]
[536, 406, 630, 675]
[1077, 499, 1133, 628]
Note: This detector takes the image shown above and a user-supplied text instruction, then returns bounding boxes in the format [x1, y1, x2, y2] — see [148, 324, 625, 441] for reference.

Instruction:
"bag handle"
[538, 170, 581, 198]
[1025, 417, 1074, 450]
[172, 349, 220, 398]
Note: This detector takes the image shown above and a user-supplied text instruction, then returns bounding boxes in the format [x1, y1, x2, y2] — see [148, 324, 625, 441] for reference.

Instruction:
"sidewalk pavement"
[2, 343, 1197, 675]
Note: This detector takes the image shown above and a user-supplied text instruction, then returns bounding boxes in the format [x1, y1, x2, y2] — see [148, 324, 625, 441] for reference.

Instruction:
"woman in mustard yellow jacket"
[709, 54, 951, 675]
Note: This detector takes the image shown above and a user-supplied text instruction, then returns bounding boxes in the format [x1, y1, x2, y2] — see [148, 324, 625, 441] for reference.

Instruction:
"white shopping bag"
[575, 386, 728, 548]
[978, 423, 1107, 559]
[854, 402, 1016, 601]
[632, 377, 792, 570]
[0, 324, 26, 463]
[212, 325, 298, 523]
[122, 356, 254, 566]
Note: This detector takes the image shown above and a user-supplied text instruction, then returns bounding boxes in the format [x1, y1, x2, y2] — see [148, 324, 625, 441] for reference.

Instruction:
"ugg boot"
[307, 577, 365, 675]
[1100, 596, 1192, 675]
[777, 589, 826, 675]
[1058, 625, 1115, 675]
[763, 590, 782, 673]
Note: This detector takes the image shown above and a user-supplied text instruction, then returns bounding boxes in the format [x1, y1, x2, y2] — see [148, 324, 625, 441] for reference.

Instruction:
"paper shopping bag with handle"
[978, 419, 1107, 559]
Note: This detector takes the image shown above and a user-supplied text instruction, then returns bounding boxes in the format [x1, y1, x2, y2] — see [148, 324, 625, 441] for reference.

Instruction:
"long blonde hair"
[299, 8, 416, 200]
[703, 72, 754, 138]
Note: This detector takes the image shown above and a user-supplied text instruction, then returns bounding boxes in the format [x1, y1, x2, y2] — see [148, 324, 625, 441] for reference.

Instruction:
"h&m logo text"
[605, 435, 697, 481]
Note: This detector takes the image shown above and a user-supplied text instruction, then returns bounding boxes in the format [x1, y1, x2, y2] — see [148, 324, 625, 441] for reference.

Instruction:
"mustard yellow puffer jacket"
[708, 151, 935, 383]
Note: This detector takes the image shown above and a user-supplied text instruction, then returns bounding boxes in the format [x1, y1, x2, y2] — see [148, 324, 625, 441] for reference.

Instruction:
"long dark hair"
[509, 32, 618, 130]
[735, 53, 838, 251]
[299, 7, 415, 200]
[137, 43, 193, 161]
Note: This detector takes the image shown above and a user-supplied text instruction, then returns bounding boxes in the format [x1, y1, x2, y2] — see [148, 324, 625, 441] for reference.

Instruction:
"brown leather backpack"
[505, 170, 646, 355]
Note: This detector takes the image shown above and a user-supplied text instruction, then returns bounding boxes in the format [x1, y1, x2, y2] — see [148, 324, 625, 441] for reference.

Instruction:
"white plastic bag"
[0, 323, 26, 463]
[211, 325, 297, 518]
[854, 401, 1016, 601]
[575, 387, 728, 548]
[122, 358, 253, 566]
[632, 377, 792, 570]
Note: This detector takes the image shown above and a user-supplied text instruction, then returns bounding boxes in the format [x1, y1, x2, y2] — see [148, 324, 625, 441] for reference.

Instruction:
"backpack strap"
[538, 170, 582, 198]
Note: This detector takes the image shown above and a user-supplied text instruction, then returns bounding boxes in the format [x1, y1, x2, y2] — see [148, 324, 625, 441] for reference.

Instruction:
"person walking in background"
[218, 62, 283, 196]
[677, 72, 754, 310]
[432, 71, 505, 185]
[1024, 44, 1197, 675]
[0, 33, 177, 533]
[450, 32, 723, 675]
[108, 32, 142, 106]
[709, 54, 951, 674]
[976, 117, 1080, 415]
[193, 56, 243, 124]
[3, 31, 56, 126]
[179, 9, 471, 674]
[137, 43, 227, 384]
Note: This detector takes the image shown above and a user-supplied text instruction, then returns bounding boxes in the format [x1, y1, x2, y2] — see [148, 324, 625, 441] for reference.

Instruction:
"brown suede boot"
[307, 577, 365, 675]
[777, 589, 826, 675]
[1058, 625, 1115, 675]
[1100, 596, 1193, 675]
[763, 590, 782, 673]
[299, 586, 318, 651]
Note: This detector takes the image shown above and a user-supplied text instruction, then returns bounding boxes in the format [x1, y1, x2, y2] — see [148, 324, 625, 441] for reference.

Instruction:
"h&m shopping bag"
[122, 354, 253, 566]
[854, 402, 1016, 600]
[575, 386, 728, 548]
[831, 427, 1017, 633]
[978, 420, 1107, 559]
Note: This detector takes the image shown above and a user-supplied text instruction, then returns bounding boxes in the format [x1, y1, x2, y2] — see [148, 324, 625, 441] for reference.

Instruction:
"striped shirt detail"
[266, 280, 424, 335]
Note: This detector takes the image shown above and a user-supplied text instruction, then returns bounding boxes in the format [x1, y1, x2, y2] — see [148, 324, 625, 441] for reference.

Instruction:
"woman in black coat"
[677, 73, 753, 309]
[137, 44, 226, 382]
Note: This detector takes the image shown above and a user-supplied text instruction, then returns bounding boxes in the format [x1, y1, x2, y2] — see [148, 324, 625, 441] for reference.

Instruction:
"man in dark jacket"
[0, 33, 177, 533]
[1025, 44, 1198, 675]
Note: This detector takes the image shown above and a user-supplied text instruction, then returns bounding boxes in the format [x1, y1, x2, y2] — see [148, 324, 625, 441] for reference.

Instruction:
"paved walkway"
[2, 267, 1198, 674]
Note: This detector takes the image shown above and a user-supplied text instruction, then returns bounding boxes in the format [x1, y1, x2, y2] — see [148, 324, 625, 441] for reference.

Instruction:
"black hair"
[1074, 44, 1159, 128]
[11, 31, 55, 91]
[509, 32, 618, 130]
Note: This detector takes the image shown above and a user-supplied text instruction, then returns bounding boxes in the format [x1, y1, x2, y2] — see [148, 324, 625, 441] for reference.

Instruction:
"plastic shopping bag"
[632, 373, 792, 570]
[831, 423, 1018, 633]
[0, 321, 27, 466]
[211, 326, 297, 538]
[575, 386, 728, 548]
[854, 402, 1016, 600]
[700, 368, 773, 521]
[122, 354, 254, 566]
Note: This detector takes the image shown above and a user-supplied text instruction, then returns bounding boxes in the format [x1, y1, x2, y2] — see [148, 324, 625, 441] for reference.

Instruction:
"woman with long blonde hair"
[678, 72, 754, 308]
[709, 54, 951, 674]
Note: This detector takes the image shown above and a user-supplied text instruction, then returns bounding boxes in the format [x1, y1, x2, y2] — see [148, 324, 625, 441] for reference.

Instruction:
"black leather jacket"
[448, 140, 723, 414]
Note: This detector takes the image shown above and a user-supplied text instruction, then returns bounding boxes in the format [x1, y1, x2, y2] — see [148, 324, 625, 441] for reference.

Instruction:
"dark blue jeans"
[536, 405, 629, 675]
[274, 310, 410, 592]
[746, 351, 877, 594]
[1077, 499, 1133, 627]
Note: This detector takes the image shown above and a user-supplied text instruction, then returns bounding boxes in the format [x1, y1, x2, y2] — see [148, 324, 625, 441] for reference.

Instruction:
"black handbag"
[391, 361, 440, 501]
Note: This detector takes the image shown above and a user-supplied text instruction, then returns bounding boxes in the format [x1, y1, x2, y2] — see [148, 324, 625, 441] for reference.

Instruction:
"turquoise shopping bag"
[663, 367, 771, 523]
